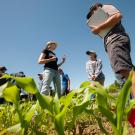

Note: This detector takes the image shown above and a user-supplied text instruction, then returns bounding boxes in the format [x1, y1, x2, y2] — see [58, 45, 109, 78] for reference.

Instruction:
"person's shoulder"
[86, 60, 92, 64]
[64, 74, 69, 79]
[98, 59, 102, 61]
[97, 59, 102, 63]
[42, 49, 49, 54]
[65, 74, 68, 77]
[103, 4, 116, 9]
[102, 4, 120, 14]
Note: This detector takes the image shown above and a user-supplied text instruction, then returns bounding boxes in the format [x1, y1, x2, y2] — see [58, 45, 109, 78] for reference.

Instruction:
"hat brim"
[86, 51, 96, 55]
[38, 73, 43, 76]
[46, 42, 57, 48]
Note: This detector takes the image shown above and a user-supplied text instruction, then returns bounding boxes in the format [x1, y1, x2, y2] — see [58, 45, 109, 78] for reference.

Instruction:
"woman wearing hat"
[86, 50, 105, 86]
[38, 41, 65, 98]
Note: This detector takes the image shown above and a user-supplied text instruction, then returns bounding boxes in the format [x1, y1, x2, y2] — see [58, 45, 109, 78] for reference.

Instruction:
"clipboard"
[87, 7, 112, 38]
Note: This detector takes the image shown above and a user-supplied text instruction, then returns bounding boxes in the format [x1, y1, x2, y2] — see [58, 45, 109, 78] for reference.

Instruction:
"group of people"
[0, 3, 135, 100]
[38, 2, 135, 99]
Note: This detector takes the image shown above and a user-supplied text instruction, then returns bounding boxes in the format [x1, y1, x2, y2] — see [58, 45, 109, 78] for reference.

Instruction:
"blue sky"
[0, 0, 135, 89]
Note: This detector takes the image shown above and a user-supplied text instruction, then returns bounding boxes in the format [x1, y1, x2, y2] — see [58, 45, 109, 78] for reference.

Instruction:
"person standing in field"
[86, 3, 135, 97]
[38, 41, 65, 98]
[37, 73, 43, 92]
[86, 50, 105, 86]
[58, 68, 70, 95]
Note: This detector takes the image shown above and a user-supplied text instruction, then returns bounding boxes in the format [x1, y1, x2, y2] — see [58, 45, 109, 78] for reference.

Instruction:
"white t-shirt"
[102, 4, 120, 17]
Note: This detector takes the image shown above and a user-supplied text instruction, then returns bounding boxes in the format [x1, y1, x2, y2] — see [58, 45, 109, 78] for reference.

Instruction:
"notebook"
[87, 7, 112, 38]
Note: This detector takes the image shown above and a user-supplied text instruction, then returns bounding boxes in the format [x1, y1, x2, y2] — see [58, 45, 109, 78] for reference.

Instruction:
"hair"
[86, 3, 103, 19]
[94, 53, 97, 59]
[44, 41, 57, 50]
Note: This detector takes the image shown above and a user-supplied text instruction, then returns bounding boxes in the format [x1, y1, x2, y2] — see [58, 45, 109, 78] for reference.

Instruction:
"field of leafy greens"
[0, 72, 135, 135]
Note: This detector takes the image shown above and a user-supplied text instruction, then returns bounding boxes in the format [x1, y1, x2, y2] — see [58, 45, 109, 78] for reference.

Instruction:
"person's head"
[86, 3, 103, 20]
[38, 73, 43, 80]
[0, 66, 7, 73]
[86, 50, 97, 60]
[10, 71, 25, 77]
[44, 41, 57, 51]
[58, 68, 64, 75]
[0, 66, 7, 77]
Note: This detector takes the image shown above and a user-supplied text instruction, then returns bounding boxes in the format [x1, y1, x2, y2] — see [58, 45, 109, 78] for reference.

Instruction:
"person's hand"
[92, 75, 96, 81]
[62, 55, 66, 63]
[0, 73, 3, 77]
[50, 56, 56, 61]
[91, 26, 102, 34]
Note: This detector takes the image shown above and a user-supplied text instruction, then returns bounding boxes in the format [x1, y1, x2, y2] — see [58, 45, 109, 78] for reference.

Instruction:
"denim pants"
[41, 68, 61, 97]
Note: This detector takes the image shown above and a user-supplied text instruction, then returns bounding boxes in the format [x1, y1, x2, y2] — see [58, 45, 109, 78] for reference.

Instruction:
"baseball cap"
[38, 73, 43, 76]
[86, 50, 97, 55]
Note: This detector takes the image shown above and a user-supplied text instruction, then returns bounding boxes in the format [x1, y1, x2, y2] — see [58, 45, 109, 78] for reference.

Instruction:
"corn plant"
[0, 72, 134, 135]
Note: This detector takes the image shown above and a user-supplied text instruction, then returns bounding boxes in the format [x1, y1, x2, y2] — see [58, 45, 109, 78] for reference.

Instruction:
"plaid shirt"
[86, 59, 104, 81]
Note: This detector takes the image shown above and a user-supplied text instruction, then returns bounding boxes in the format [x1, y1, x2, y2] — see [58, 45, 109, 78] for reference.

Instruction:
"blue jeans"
[41, 68, 61, 97]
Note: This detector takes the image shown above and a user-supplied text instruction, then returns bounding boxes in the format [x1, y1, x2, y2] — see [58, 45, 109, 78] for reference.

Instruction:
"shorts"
[95, 72, 105, 82]
[105, 33, 133, 73]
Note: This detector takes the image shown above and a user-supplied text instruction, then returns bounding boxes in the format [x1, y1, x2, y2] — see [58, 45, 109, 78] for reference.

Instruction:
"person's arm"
[57, 57, 66, 67]
[86, 61, 94, 80]
[92, 12, 122, 34]
[67, 79, 70, 91]
[38, 53, 56, 64]
[94, 60, 102, 78]
[65, 74, 70, 90]
[0, 73, 3, 77]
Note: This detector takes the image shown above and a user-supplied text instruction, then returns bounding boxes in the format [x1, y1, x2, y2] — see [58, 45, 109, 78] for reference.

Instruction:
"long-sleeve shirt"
[86, 59, 103, 81]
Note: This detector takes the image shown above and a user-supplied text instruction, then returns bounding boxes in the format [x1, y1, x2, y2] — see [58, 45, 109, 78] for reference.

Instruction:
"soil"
[81, 123, 135, 135]
[65, 120, 135, 135]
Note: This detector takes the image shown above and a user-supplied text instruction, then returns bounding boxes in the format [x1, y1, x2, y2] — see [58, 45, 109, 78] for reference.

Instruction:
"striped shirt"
[86, 59, 104, 81]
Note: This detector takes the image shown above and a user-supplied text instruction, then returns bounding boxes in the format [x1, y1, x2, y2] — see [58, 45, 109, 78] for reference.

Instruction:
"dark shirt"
[107, 22, 125, 37]
[42, 49, 58, 71]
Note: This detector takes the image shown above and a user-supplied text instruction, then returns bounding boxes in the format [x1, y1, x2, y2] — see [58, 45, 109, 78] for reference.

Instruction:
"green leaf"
[0, 82, 8, 97]
[97, 94, 108, 109]
[116, 72, 132, 133]
[122, 121, 128, 135]
[74, 88, 85, 94]
[14, 77, 39, 94]
[24, 102, 38, 124]
[125, 99, 135, 115]
[84, 108, 109, 135]
[82, 89, 91, 103]
[60, 91, 75, 106]
[0, 123, 21, 134]
[2, 74, 39, 94]
[80, 81, 90, 88]
[36, 92, 53, 113]
[3, 82, 19, 103]
[98, 106, 119, 135]
[99, 106, 116, 125]
[73, 101, 90, 123]
[54, 107, 67, 135]
[53, 98, 61, 115]
[7, 123, 21, 133]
